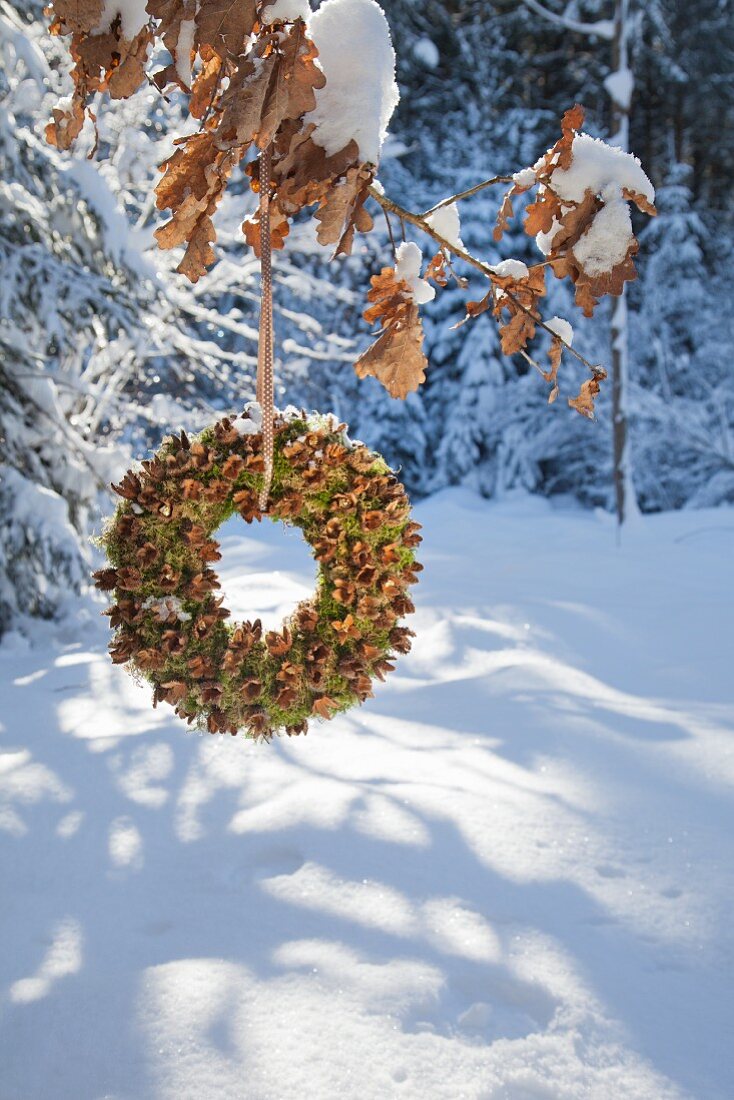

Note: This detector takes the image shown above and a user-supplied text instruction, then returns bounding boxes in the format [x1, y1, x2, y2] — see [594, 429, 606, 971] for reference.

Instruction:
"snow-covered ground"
[1, 489, 733, 1100]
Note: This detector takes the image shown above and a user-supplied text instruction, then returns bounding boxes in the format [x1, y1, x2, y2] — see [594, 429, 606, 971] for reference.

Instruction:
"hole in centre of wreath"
[214, 512, 319, 633]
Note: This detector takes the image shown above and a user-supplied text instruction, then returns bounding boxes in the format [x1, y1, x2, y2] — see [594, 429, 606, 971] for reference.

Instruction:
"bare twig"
[422, 174, 514, 218]
[382, 207, 397, 258]
[519, 348, 547, 378]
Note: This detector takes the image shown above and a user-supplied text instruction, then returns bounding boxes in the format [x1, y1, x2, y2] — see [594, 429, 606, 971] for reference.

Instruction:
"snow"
[261, 0, 312, 24]
[61, 158, 155, 279]
[535, 215, 563, 256]
[96, 0, 150, 39]
[1, 467, 81, 570]
[306, 0, 399, 163]
[546, 316, 574, 345]
[604, 68, 634, 112]
[573, 184, 635, 276]
[233, 403, 263, 435]
[513, 167, 537, 190]
[412, 36, 439, 69]
[141, 596, 191, 623]
[490, 258, 529, 280]
[551, 132, 655, 204]
[425, 203, 463, 249]
[174, 17, 196, 86]
[2, 490, 734, 1099]
[395, 241, 435, 305]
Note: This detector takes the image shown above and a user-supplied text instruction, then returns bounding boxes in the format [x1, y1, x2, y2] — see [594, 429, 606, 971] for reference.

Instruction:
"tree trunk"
[609, 0, 636, 525]
[611, 293, 634, 524]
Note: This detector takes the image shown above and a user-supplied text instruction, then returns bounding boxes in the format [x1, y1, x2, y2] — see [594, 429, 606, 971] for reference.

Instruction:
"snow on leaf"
[425, 203, 463, 249]
[517, 108, 657, 318]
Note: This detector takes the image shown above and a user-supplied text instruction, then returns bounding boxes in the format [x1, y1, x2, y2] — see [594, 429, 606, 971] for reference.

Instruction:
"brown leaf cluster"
[47, 3, 381, 280]
[493, 105, 657, 321]
[46, 1, 154, 149]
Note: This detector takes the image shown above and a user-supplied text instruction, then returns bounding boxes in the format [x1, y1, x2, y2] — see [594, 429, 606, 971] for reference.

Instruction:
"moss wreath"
[93, 405, 422, 739]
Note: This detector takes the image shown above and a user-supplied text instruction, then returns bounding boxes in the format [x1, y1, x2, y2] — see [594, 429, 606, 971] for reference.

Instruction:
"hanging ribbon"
[257, 144, 275, 511]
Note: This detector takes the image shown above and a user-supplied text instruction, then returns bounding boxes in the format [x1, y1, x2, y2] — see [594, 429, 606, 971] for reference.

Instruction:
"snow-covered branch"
[519, 0, 615, 40]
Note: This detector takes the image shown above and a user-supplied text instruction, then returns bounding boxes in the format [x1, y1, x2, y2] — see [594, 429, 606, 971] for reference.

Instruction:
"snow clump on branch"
[306, 0, 399, 164]
[425, 203, 463, 249]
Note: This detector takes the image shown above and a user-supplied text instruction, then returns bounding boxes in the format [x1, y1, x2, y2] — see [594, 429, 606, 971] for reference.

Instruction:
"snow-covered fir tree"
[632, 165, 734, 509]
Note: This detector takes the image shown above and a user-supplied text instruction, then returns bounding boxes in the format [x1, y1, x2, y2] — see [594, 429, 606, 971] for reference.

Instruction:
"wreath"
[93, 405, 421, 739]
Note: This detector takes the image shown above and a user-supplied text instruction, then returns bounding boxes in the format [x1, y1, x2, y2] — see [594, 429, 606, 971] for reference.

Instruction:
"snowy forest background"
[1, 0, 733, 635]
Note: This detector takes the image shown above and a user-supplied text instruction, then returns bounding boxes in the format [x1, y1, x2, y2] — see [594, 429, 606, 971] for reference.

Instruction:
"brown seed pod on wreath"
[93, 405, 422, 739]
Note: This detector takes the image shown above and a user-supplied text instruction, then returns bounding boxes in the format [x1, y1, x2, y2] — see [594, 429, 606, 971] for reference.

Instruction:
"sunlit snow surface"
[1, 490, 733, 1100]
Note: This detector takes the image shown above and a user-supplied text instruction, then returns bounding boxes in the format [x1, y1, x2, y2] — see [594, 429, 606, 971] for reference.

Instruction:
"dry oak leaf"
[218, 22, 323, 152]
[363, 266, 412, 327]
[524, 189, 562, 238]
[541, 190, 599, 256]
[556, 103, 585, 170]
[425, 251, 449, 286]
[242, 202, 291, 256]
[106, 28, 152, 99]
[271, 126, 359, 216]
[176, 215, 217, 282]
[258, 21, 325, 148]
[493, 190, 515, 243]
[189, 47, 224, 116]
[623, 187, 657, 218]
[315, 164, 375, 256]
[155, 133, 241, 280]
[217, 46, 278, 148]
[194, 0, 258, 59]
[568, 373, 605, 419]
[355, 302, 428, 399]
[46, 97, 86, 151]
[52, 0, 104, 34]
[572, 241, 640, 303]
[499, 310, 536, 356]
[544, 336, 563, 404]
[494, 106, 585, 241]
[155, 132, 223, 220]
